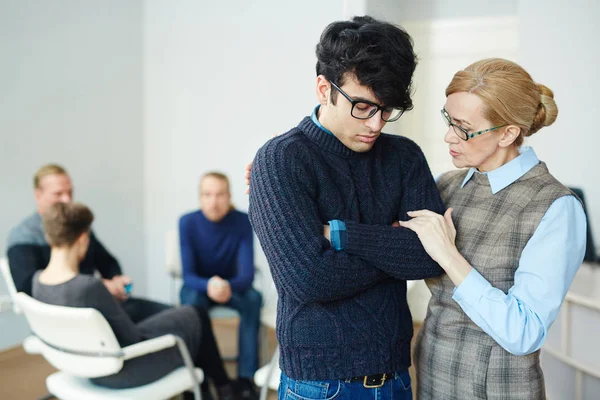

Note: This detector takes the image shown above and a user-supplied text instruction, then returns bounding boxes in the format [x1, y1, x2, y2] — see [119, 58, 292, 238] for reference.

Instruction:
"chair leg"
[171, 277, 177, 306]
[174, 336, 202, 400]
[259, 346, 280, 400]
[260, 324, 269, 366]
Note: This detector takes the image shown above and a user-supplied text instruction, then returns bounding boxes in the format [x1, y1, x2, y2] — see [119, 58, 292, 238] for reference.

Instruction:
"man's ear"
[34, 188, 42, 202]
[316, 75, 331, 106]
[498, 125, 521, 148]
[75, 231, 89, 248]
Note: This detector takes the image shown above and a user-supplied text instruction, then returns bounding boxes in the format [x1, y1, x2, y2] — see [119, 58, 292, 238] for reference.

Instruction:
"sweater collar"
[200, 209, 235, 226]
[298, 116, 370, 158]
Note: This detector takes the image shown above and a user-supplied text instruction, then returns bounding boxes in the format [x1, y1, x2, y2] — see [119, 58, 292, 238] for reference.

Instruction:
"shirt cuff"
[328, 220, 347, 251]
[452, 268, 491, 306]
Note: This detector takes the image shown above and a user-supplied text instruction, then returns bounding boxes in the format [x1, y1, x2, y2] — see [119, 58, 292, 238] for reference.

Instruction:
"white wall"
[518, 2, 600, 398]
[518, 0, 600, 246]
[0, 0, 145, 349]
[143, 0, 348, 305]
[368, 0, 517, 21]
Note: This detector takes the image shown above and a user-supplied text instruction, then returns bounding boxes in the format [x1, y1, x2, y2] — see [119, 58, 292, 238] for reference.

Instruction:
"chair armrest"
[122, 334, 177, 360]
[23, 335, 43, 354]
[124, 333, 201, 399]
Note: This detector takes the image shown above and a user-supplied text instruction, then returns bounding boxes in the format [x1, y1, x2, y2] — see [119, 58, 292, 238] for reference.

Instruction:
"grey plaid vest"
[415, 162, 572, 400]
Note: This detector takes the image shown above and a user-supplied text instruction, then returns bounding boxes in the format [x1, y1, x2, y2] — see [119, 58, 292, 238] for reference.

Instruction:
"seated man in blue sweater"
[179, 171, 261, 400]
[248, 16, 445, 399]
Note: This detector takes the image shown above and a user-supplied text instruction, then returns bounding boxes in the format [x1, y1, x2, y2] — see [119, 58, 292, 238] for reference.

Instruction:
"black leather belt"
[348, 372, 393, 388]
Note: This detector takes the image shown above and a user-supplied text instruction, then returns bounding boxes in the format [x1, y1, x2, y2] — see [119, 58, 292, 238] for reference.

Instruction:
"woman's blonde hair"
[42, 202, 94, 247]
[445, 58, 558, 146]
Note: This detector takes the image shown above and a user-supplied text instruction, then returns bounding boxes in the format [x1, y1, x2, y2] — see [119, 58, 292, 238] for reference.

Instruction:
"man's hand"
[244, 162, 252, 194]
[207, 276, 232, 304]
[245, 132, 278, 194]
[102, 275, 131, 302]
[323, 224, 331, 242]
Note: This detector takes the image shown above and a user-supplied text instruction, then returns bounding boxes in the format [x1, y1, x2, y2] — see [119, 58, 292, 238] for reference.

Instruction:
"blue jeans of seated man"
[180, 286, 262, 379]
[278, 371, 412, 400]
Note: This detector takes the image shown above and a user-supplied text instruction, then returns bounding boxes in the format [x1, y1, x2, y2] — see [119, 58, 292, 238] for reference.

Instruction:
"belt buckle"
[363, 373, 387, 388]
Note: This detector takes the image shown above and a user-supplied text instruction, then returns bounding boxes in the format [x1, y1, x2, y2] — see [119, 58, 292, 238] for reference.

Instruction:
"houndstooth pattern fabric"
[415, 162, 572, 400]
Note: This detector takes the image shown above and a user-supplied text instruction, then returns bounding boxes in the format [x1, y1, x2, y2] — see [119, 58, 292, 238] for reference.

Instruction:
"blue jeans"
[278, 371, 412, 400]
[180, 286, 262, 379]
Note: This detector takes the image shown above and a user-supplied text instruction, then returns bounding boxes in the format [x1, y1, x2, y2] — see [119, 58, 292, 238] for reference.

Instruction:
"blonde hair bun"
[528, 84, 558, 136]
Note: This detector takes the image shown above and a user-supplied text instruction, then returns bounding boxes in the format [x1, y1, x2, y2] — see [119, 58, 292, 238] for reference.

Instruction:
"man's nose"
[60, 193, 72, 203]
[365, 111, 386, 132]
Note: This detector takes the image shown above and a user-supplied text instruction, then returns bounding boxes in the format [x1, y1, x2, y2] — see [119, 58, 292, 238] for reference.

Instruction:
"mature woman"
[33, 202, 238, 400]
[400, 58, 587, 399]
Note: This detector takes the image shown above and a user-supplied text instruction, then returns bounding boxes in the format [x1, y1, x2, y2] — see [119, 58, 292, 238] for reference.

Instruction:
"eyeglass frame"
[329, 81, 404, 122]
[441, 108, 506, 141]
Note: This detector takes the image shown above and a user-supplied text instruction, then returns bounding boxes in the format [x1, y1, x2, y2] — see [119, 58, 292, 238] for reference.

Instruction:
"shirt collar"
[461, 146, 540, 194]
[311, 105, 334, 136]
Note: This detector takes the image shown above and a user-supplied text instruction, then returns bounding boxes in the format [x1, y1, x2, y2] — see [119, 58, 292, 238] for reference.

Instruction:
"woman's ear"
[498, 125, 521, 148]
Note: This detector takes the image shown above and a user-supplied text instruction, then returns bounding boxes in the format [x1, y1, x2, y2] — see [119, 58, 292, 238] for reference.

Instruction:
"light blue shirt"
[311, 105, 334, 136]
[452, 147, 587, 356]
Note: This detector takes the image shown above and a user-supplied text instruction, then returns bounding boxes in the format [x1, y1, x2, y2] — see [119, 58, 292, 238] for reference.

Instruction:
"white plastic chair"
[0, 256, 22, 314]
[0, 257, 43, 354]
[254, 308, 278, 400]
[15, 292, 204, 400]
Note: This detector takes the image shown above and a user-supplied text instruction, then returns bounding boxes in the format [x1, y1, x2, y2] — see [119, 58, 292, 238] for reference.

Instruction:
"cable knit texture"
[249, 116, 445, 380]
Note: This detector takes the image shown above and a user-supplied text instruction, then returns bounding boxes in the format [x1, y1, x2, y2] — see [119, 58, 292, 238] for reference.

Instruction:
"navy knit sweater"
[179, 210, 254, 292]
[249, 116, 445, 380]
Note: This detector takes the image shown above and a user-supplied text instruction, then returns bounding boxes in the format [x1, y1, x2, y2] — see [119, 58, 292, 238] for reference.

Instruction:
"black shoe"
[235, 378, 258, 400]
[203, 389, 216, 400]
[183, 389, 214, 400]
[216, 383, 238, 400]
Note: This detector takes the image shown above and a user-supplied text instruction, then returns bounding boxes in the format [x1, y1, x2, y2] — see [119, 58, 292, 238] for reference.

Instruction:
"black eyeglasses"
[330, 81, 404, 122]
[441, 108, 506, 141]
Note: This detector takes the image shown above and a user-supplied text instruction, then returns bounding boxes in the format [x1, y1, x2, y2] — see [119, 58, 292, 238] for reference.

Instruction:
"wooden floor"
[0, 344, 56, 399]
[0, 318, 419, 399]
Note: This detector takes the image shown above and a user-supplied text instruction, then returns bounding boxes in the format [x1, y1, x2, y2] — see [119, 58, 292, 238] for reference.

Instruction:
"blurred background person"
[7, 164, 170, 323]
[33, 202, 238, 400]
[179, 172, 261, 400]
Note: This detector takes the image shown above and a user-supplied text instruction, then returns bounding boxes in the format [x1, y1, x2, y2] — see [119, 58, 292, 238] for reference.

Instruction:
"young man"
[7, 164, 169, 323]
[248, 16, 445, 399]
[179, 172, 261, 400]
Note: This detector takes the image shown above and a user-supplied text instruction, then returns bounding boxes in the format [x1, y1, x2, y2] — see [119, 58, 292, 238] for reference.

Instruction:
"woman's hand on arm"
[399, 208, 472, 286]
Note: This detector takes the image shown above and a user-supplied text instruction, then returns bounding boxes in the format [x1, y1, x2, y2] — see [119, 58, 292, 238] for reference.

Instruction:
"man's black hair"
[316, 15, 417, 111]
